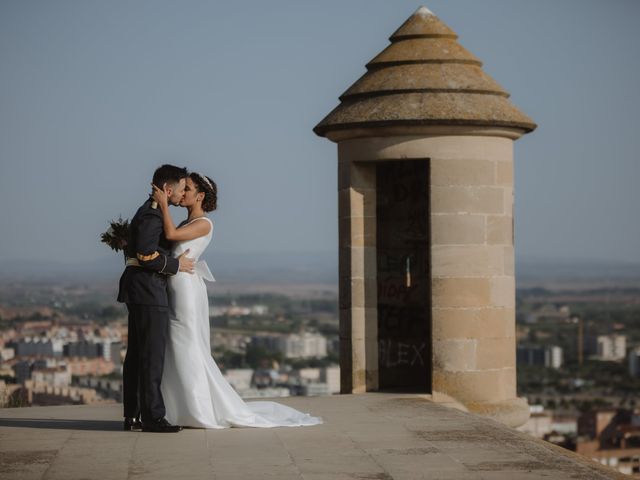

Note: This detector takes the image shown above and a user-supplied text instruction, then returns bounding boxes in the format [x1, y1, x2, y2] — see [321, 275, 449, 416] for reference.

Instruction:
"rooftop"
[314, 6, 536, 140]
[0, 393, 622, 479]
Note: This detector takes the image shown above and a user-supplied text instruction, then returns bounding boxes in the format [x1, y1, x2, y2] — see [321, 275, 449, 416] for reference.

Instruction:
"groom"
[118, 164, 194, 433]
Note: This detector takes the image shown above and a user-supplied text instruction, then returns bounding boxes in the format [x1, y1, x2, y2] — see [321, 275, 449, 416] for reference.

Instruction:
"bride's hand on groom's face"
[151, 183, 169, 208]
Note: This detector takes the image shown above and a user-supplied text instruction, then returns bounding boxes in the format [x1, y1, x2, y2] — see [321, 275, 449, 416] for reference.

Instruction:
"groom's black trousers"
[123, 304, 169, 422]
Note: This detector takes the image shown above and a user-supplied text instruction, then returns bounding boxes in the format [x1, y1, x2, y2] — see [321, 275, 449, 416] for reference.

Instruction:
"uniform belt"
[125, 257, 141, 267]
[125, 256, 215, 282]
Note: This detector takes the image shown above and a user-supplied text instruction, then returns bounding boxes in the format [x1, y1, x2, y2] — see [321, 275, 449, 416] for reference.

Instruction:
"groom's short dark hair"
[152, 164, 188, 188]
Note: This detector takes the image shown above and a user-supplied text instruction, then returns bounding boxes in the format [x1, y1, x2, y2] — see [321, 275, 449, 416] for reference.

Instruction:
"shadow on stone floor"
[0, 418, 121, 431]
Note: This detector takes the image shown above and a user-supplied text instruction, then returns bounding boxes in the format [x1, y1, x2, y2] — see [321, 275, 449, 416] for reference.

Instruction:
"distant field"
[208, 281, 337, 298]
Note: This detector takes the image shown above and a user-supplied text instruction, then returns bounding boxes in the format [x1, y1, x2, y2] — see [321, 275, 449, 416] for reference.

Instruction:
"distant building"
[280, 333, 327, 359]
[0, 347, 15, 361]
[13, 360, 31, 384]
[251, 332, 328, 359]
[518, 405, 552, 439]
[529, 412, 581, 450]
[76, 376, 122, 402]
[629, 347, 640, 378]
[298, 368, 321, 382]
[11, 358, 57, 384]
[63, 341, 100, 358]
[223, 369, 254, 391]
[100, 341, 123, 367]
[528, 304, 571, 324]
[65, 357, 115, 376]
[295, 366, 340, 396]
[32, 366, 71, 388]
[301, 383, 331, 396]
[251, 305, 268, 316]
[577, 408, 640, 476]
[10, 337, 60, 357]
[212, 332, 251, 352]
[321, 365, 340, 394]
[517, 345, 563, 369]
[596, 334, 626, 361]
[209, 303, 264, 317]
[250, 335, 281, 353]
[578, 409, 624, 441]
[238, 387, 290, 399]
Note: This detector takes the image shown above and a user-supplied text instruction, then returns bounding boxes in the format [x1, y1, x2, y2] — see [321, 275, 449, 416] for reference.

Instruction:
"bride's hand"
[151, 183, 169, 208]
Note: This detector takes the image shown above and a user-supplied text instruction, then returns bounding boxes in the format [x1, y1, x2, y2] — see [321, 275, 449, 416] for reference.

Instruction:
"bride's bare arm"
[152, 185, 212, 242]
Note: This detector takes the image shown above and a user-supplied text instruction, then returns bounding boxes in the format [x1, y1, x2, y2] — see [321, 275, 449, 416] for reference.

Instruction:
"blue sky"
[0, 0, 638, 265]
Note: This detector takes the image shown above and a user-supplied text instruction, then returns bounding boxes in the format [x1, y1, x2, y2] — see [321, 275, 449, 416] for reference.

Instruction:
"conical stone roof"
[314, 6, 536, 140]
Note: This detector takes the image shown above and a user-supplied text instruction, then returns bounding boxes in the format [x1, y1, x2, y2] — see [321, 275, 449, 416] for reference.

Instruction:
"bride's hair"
[190, 172, 217, 212]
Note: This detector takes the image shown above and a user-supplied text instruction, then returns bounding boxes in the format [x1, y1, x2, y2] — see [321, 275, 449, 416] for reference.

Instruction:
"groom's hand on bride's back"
[178, 249, 195, 273]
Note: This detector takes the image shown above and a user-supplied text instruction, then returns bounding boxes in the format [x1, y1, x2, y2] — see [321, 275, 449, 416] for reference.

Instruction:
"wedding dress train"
[160, 217, 323, 428]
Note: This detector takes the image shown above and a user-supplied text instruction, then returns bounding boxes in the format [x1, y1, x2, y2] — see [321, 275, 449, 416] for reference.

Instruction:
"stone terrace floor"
[0, 393, 624, 480]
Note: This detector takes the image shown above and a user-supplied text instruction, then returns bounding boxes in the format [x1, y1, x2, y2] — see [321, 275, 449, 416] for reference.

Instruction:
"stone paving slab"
[0, 393, 625, 479]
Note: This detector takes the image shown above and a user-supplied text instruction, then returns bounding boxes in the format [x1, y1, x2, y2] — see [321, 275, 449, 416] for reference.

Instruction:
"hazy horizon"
[2, 251, 640, 287]
[4, 249, 640, 267]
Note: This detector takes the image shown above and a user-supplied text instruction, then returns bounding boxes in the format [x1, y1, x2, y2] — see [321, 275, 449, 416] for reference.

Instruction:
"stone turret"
[314, 6, 536, 427]
[315, 6, 535, 139]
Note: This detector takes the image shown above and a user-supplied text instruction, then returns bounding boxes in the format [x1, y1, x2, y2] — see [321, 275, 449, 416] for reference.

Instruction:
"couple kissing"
[117, 164, 322, 433]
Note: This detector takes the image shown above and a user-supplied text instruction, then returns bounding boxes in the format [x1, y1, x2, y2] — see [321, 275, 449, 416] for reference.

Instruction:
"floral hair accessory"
[194, 172, 213, 191]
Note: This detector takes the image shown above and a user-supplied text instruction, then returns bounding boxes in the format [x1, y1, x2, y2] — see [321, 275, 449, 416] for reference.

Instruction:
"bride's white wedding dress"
[160, 217, 323, 428]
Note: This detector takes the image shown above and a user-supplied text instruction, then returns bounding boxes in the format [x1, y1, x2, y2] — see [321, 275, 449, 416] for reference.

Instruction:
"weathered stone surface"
[349, 278, 377, 310]
[486, 215, 513, 245]
[343, 64, 507, 99]
[433, 338, 478, 372]
[503, 186, 514, 216]
[367, 37, 482, 67]
[317, 92, 536, 136]
[432, 307, 515, 340]
[431, 214, 486, 245]
[431, 245, 507, 276]
[490, 276, 516, 308]
[339, 216, 374, 248]
[432, 277, 491, 308]
[431, 186, 505, 214]
[433, 368, 516, 403]
[338, 159, 376, 191]
[338, 187, 376, 220]
[476, 337, 516, 370]
[496, 160, 513, 186]
[314, 8, 536, 140]
[431, 158, 496, 186]
[338, 134, 514, 163]
[339, 340, 353, 393]
[0, 395, 617, 479]
[349, 307, 378, 339]
[503, 245, 515, 276]
[389, 6, 458, 40]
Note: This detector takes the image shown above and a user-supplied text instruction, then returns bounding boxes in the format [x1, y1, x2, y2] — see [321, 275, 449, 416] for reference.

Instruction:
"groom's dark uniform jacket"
[117, 198, 179, 306]
[118, 197, 180, 422]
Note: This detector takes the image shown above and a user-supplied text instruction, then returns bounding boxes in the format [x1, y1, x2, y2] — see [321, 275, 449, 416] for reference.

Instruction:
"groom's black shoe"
[124, 417, 143, 432]
[142, 417, 182, 433]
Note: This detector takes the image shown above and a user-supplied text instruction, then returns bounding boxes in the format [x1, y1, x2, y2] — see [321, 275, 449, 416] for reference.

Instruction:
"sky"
[0, 0, 639, 266]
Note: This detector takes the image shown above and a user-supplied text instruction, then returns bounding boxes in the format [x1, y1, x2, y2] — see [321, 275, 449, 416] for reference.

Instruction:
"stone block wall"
[336, 131, 527, 425]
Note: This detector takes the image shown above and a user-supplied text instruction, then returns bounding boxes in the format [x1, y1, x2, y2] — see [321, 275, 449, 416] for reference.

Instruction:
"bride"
[151, 172, 322, 429]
